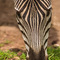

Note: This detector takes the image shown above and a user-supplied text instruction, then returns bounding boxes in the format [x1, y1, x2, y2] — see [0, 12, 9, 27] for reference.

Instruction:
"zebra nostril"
[26, 57, 29, 60]
[45, 55, 48, 60]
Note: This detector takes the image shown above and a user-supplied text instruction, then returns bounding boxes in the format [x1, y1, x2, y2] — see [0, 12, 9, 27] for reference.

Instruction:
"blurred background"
[0, 0, 60, 51]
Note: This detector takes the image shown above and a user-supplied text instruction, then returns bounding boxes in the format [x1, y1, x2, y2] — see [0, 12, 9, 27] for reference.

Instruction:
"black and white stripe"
[14, 0, 52, 60]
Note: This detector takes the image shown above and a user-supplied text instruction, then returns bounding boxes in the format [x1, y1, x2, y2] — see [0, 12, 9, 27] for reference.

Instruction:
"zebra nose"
[26, 57, 29, 60]
[45, 55, 48, 60]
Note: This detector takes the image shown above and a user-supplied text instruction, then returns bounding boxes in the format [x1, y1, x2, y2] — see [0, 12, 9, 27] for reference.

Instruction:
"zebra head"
[13, 0, 52, 60]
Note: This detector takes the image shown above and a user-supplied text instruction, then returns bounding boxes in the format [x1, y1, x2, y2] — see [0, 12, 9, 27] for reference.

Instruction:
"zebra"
[13, 0, 52, 60]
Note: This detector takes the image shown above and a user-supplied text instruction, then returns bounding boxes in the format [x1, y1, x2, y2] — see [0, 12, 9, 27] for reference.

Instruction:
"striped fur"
[14, 0, 52, 60]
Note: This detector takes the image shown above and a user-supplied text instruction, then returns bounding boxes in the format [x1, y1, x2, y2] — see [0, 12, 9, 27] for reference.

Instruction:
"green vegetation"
[0, 47, 60, 60]
[0, 40, 11, 47]
[20, 53, 26, 60]
[48, 47, 60, 60]
[0, 43, 4, 47]
[0, 50, 26, 60]
[0, 50, 17, 60]
[4, 40, 11, 44]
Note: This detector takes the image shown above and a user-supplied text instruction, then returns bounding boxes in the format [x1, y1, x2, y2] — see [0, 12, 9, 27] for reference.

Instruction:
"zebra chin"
[26, 46, 48, 60]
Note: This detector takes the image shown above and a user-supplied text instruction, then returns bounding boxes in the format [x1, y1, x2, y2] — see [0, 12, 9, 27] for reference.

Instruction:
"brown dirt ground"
[0, 0, 60, 51]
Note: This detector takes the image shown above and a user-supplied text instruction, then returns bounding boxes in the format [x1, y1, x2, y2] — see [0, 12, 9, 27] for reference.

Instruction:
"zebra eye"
[47, 10, 50, 16]
[16, 11, 21, 18]
[46, 5, 52, 16]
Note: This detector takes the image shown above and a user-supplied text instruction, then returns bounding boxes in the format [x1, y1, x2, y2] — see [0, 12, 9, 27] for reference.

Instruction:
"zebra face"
[14, 0, 52, 60]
